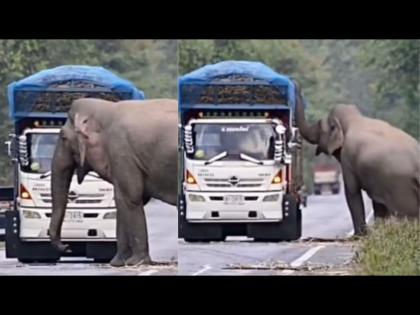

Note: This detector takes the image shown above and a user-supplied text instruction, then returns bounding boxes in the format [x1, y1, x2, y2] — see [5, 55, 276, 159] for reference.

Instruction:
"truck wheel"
[18, 258, 58, 264]
[183, 237, 225, 243]
[332, 188, 340, 194]
[94, 258, 112, 263]
[178, 200, 226, 242]
[248, 194, 302, 242]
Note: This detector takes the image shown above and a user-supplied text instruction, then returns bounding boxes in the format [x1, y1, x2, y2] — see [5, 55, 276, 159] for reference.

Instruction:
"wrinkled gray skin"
[49, 98, 178, 267]
[294, 81, 420, 235]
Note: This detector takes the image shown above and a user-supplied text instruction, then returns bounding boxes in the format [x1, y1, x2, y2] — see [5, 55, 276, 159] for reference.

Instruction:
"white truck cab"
[184, 118, 289, 223]
[18, 127, 116, 241]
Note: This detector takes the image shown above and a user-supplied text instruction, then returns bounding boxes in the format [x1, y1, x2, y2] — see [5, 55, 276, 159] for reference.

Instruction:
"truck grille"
[40, 193, 105, 204]
[204, 177, 263, 188]
[45, 213, 99, 218]
[209, 196, 258, 201]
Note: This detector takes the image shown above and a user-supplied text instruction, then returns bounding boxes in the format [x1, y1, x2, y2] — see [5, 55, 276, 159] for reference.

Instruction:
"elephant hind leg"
[114, 186, 152, 266]
[372, 201, 390, 220]
[384, 180, 420, 220]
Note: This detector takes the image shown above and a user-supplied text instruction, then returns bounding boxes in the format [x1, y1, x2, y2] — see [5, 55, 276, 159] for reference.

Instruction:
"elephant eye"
[330, 125, 335, 131]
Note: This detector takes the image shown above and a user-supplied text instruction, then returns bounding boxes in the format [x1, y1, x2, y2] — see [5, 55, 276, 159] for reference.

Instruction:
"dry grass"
[354, 218, 420, 275]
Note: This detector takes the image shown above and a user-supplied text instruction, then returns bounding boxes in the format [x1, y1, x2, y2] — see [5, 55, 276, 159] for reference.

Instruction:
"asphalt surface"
[0, 181, 376, 275]
[0, 200, 177, 275]
[178, 180, 374, 275]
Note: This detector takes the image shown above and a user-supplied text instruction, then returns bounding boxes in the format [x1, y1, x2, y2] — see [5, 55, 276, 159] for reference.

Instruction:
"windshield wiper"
[86, 172, 101, 179]
[39, 171, 51, 179]
[239, 153, 264, 165]
[204, 151, 228, 165]
[39, 171, 101, 180]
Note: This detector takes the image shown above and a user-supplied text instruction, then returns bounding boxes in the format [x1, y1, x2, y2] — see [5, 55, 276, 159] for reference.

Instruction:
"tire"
[94, 258, 112, 263]
[179, 201, 225, 242]
[248, 195, 302, 242]
[18, 258, 58, 264]
[184, 237, 225, 243]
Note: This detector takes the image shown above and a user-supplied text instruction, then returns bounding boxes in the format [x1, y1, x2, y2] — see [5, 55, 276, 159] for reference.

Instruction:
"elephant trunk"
[293, 80, 320, 145]
[49, 135, 75, 253]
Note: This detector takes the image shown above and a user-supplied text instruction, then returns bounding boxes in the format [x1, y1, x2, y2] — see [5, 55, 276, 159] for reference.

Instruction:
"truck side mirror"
[5, 134, 18, 162]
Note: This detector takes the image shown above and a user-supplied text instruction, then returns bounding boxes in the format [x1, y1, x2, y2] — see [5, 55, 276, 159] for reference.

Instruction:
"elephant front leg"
[110, 208, 132, 267]
[343, 171, 367, 236]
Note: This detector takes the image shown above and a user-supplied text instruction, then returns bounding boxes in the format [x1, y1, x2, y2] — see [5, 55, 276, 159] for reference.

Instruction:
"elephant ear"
[327, 117, 344, 155]
[74, 113, 99, 168]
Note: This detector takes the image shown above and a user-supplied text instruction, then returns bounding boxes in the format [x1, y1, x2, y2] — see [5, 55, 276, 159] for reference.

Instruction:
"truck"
[313, 164, 341, 195]
[178, 61, 305, 242]
[3, 65, 145, 263]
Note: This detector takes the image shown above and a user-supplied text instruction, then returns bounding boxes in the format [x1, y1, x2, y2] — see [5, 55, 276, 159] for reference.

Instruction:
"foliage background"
[0, 40, 177, 185]
[179, 40, 419, 191]
[1, 40, 418, 190]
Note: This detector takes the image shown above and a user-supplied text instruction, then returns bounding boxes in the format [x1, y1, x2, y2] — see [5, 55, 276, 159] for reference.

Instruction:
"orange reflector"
[272, 170, 282, 184]
[186, 170, 197, 184]
[20, 184, 32, 200]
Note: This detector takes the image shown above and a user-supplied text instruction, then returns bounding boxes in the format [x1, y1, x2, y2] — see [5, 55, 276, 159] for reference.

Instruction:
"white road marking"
[280, 270, 295, 275]
[192, 264, 212, 276]
[346, 209, 374, 237]
[290, 245, 325, 268]
[235, 269, 253, 275]
[138, 269, 158, 276]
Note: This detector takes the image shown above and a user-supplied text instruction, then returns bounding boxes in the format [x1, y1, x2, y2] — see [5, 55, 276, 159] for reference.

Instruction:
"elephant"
[293, 81, 420, 235]
[48, 98, 178, 267]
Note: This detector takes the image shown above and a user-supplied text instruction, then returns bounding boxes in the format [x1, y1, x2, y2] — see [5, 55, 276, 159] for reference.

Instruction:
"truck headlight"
[263, 194, 280, 202]
[103, 211, 116, 219]
[188, 194, 205, 202]
[22, 210, 41, 219]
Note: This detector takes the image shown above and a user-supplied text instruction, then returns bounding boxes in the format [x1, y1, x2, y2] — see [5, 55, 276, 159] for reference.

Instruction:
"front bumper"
[185, 191, 284, 222]
[18, 207, 116, 240]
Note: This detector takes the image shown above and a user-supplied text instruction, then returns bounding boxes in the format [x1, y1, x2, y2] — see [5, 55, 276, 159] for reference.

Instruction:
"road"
[0, 200, 177, 275]
[178, 181, 374, 275]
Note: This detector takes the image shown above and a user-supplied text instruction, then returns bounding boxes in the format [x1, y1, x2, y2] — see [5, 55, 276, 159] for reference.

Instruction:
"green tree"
[0, 40, 177, 185]
[362, 40, 420, 139]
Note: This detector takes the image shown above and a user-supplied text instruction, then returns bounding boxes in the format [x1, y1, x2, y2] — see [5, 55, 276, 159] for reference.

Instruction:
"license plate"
[224, 195, 244, 205]
[64, 211, 83, 222]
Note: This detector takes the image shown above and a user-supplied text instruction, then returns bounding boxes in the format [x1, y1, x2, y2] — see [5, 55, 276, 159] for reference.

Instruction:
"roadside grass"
[354, 218, 420, 275]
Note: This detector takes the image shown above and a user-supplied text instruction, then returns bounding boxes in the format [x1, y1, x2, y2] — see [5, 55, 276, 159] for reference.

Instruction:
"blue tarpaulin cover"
[179, 60, 304, 112]
[8, 65, 145, 120]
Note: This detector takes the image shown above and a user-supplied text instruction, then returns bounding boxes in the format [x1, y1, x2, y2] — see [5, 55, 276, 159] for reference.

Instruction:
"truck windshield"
[190, 123, 276, 161]
[25, 133, 59, 174]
